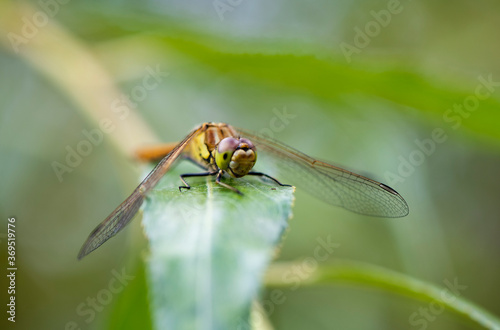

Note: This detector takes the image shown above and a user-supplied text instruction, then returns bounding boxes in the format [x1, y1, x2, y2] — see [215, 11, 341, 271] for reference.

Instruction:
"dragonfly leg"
[179, 171, 218, 192]
[247, 171, 292, 187]
[216, 171, 243, 195]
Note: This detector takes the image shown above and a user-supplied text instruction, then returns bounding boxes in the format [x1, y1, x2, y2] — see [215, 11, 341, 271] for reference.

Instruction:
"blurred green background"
[1, 0, 500, 329]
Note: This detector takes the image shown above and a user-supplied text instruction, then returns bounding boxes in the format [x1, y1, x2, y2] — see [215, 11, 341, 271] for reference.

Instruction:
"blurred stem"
[252, 301, 275, 330]
[266, 260, 500, 329]
[0, 1, 159, 157]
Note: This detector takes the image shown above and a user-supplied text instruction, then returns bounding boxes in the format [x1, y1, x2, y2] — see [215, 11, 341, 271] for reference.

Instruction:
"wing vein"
[77, 125, 204, 259]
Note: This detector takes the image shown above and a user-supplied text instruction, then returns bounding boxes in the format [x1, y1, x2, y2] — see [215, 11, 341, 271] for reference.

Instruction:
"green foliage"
[66, 8, 500, 144]
[2, 1, 500, 330]
[267, 260, 500, 329]
[107, 261, 152, 330]
[141, 164, 294, 329]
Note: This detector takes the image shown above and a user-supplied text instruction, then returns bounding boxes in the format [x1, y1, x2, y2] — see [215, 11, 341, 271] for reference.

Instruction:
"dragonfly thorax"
[215, 137, 257, 178]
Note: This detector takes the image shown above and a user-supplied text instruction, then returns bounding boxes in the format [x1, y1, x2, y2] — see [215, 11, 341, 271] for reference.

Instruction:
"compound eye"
[217, 137, 240, 154]
[239, 138, 255, 150]
[215, 137, 240, 170]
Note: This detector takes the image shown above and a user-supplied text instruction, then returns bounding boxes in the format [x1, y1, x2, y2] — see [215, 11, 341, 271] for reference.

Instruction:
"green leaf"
[66, 7, 500, 145]
[266, 260, 500, 329]
[157, 38, 500, 144]
[142, 162, 295, 330]
[107, 260, 152, 330]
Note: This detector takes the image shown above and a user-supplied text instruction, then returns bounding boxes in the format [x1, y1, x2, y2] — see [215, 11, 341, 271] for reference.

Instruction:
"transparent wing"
[78, 125, 203, 259]
[236, 128, 409, 218]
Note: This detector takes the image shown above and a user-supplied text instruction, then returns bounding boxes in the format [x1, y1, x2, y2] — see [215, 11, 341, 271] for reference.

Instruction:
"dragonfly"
[78, 122, 409, 259]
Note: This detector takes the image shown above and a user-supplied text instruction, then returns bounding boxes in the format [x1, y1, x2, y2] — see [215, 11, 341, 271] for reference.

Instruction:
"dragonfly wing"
[78, 125, 203, 259]
[236, 128, 409, 218]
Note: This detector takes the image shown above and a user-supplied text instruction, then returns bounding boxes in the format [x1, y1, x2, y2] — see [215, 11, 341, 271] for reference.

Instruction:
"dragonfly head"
[215, 137, 257, 178]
